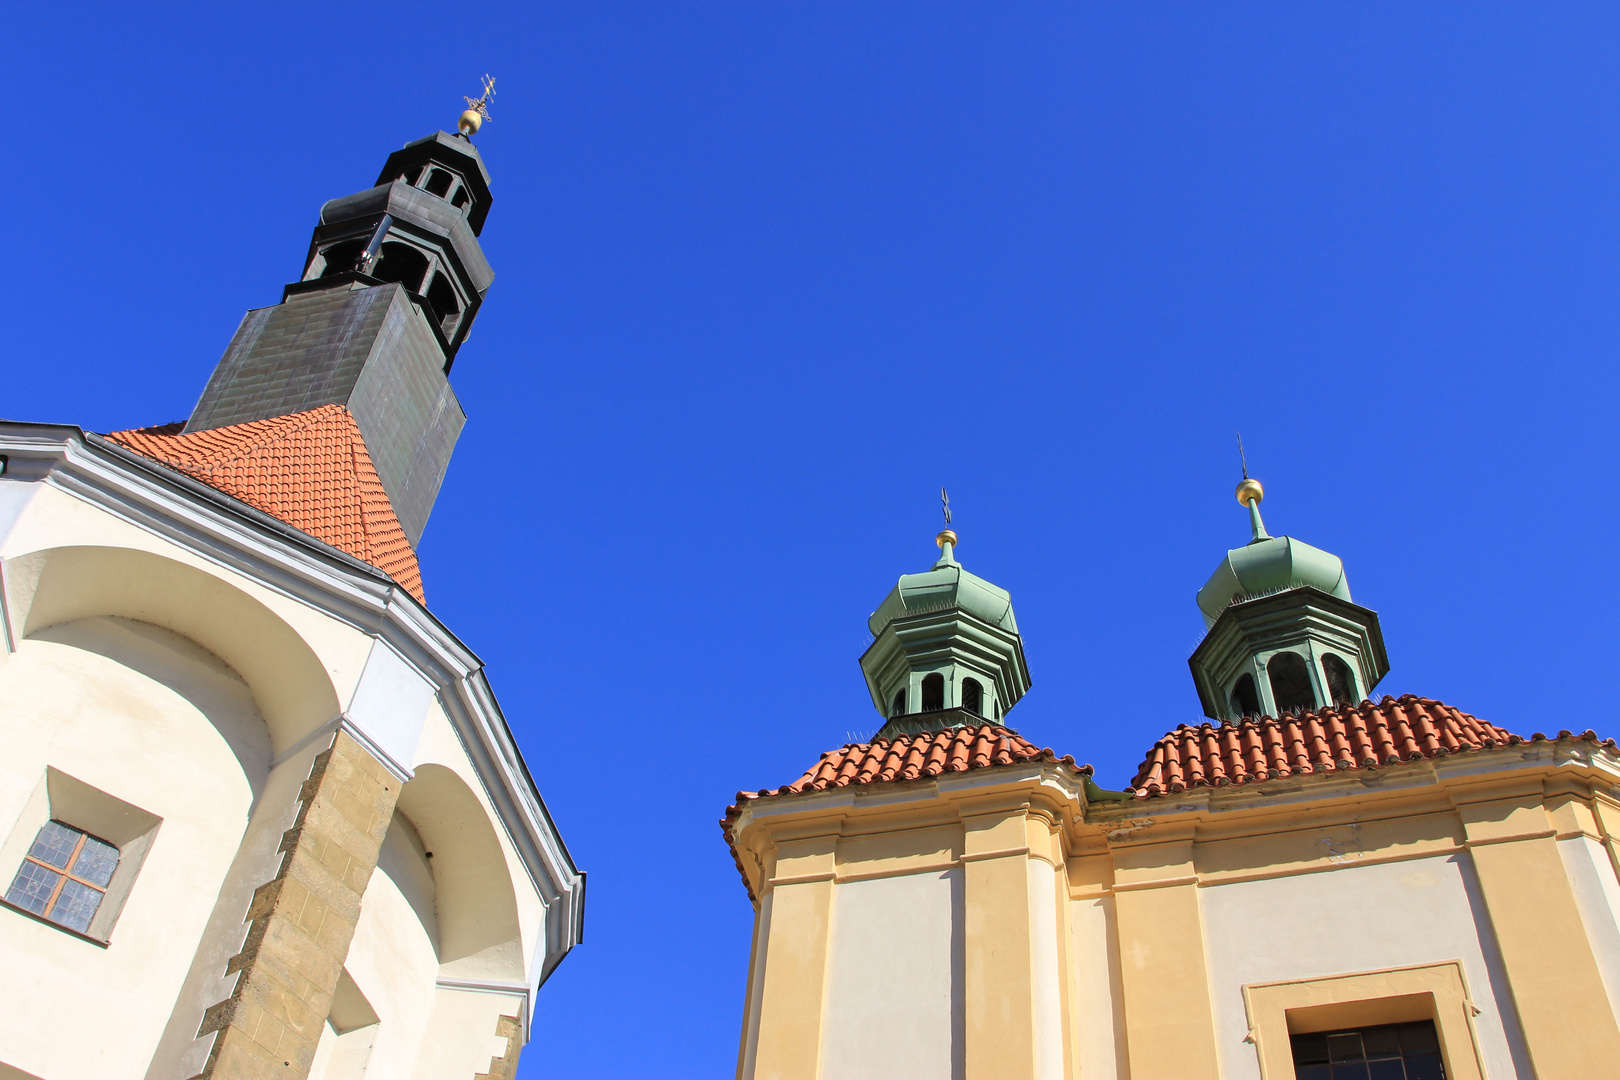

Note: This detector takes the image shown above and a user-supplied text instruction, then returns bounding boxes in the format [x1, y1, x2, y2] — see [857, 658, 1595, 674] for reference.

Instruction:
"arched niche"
[3, 546, 341, 755]
[394, 763, 524, 982]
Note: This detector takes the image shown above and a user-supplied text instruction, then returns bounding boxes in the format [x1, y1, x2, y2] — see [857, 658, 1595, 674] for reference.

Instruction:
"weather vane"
[941, 486, 952, 526]
[458, 74, 497, 138]
[1236, 431, 1250, 480]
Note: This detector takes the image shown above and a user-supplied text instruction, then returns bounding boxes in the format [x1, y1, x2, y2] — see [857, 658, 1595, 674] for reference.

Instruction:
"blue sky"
[5, 4, 1619, 1075]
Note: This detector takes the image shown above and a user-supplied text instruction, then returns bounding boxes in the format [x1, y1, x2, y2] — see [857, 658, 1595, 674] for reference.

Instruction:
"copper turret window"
[1322, 654, 1358, 706]
[921, 673, 944, 711]
[962, 678, 984, 716]
[1267, 652, 1317, 714]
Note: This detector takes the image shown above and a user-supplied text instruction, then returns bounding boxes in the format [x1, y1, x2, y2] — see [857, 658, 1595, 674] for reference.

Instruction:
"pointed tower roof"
[107, 405, 424, 602]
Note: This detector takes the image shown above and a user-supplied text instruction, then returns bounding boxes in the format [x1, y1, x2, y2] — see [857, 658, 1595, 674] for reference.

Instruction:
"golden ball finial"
[936, 529, 958, 549]
[1235, 478, 1264, 507]
[458, 109, 484, 137]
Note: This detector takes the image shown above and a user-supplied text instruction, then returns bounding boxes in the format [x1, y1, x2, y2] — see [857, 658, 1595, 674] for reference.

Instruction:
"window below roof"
[1290, 1020, 1443, 1080]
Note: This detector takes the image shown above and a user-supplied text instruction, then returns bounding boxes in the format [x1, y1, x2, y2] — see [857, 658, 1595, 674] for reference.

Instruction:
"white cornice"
[0, 422, 584, 997]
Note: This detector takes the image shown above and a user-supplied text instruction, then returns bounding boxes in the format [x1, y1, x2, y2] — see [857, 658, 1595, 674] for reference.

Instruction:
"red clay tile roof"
[721, 724, 1090, 899]
[106, 405, 425, 603]
[1127, 694, 1543, 799]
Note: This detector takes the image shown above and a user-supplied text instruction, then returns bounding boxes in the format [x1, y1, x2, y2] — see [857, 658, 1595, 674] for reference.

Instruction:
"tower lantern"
[1188, 477, 1388, 721]
[859, 528, 1031, 739]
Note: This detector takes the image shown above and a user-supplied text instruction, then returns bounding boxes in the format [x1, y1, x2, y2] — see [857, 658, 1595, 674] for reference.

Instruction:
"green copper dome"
[1187, 477, 1388, 723]
[1194, 489, 1349, 628]
[860, 532, 1030, 734]
[868, 538, 1018, 637]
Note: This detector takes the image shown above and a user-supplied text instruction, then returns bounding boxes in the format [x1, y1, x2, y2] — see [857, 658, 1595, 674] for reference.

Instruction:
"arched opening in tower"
[1267, 652, 1317, 715]
[921, 673, 944, 712]
[1322, 654, 1358, 707]
[962, 677, 984, 716]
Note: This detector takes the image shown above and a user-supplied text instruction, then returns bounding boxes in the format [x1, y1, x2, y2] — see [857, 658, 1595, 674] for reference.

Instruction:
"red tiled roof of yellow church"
[1128, 693, 1619, 799]
[106, 405, 425, 603]
[720, 725, 1091, 900]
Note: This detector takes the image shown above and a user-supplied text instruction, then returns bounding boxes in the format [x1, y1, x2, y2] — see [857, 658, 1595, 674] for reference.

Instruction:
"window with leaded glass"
[4, 820, 120, 934]
[1291, 1020, 1445, 1079]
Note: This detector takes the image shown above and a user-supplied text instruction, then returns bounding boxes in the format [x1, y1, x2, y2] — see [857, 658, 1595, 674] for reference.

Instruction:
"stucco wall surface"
[0, 618, 266, 1077]
[819, 868, 963, 1080]
[1557, 834, 1620, 1024]
[1199, 853, 1529, 1079]
[1068, 895, 1127, 1080]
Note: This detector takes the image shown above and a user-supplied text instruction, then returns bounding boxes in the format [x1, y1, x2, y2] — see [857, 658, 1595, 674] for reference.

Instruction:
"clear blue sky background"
[4, 4, 1618, 1075]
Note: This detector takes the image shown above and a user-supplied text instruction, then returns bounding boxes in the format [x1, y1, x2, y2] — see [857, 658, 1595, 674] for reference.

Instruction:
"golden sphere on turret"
[936, 529, 958, 549]
[1235, 478, 1264, 507]
[458, 109, 484, 136]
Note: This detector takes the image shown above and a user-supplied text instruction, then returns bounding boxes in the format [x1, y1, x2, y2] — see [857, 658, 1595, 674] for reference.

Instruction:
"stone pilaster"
[475, 1013, 524, 1080]
[192, 730, 400, 1079]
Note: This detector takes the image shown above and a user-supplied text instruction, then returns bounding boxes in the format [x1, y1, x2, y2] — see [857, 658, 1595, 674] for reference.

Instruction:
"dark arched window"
[962, 678, 984, 716]
[1267, 652, 1317, 714]
[1230, 673, 1261, 719]
[425, 168, 455, 197]
[892, 688, 907, 717]
[1322, 654, 1357, 707]
[318, 239, 365, 278]
[425, 273, 462, 337]
[373, 242, 430, 293]
[921, 673, 944, 712]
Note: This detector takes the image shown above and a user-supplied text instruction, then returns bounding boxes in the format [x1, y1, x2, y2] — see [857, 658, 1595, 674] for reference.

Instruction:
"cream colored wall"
[409, 987, 525, 1079]
[340, 824, 443, 1077]
[1, 487, 373, 724]
[0, 617, 266, 1078]
[1557, 834, 1620, 1022]
[1066, 895, 1127, 1080]
[413, 702, 545, 983]
[819, 869, 961, 1080]
[1198, 853, 1528, 1079]
[1027, 859, 1063, 1080]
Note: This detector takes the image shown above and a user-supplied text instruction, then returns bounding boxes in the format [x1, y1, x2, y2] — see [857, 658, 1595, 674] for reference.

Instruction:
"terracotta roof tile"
[1126, 694, 1551, 798]
[106, 405, 425, 603]
[720, 725, 1090, 899]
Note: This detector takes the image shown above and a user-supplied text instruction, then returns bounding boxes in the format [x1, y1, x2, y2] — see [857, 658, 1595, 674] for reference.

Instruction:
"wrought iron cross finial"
[464, 74, 497, 123]
[941, 486, 952, 526]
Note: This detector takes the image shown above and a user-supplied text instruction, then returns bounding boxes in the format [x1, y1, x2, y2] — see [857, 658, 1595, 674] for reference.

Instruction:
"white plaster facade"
[0, 424, 583, 1079]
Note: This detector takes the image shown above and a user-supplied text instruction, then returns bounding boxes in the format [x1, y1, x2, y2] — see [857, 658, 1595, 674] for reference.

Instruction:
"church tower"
[184, 118, 496, 545]
[1187, 476, 1389, 722]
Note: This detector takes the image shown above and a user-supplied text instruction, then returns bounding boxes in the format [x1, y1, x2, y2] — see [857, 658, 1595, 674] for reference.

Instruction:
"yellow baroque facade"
[725, 509, 1620, 1080]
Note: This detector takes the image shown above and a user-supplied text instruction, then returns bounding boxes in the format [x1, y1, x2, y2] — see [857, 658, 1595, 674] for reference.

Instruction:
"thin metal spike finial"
[941, 487, 951, 525]
[1237, 431, 1249, 481]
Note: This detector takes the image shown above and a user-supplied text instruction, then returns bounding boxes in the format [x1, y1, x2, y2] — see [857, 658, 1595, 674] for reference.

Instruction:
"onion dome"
[1194, 479, 1350, 629]
[1188, 478, 1388, 723]
[860, 531, 1031, 739]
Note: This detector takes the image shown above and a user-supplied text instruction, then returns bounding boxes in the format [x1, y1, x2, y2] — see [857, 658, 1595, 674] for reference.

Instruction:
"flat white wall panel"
[820, 869, 962, 1080]
[1200, 854, 1529, 1080]
[1028, 859, 1064, 1080]
[1557, 835, 1620, 1024]
[1068, 896, 1127, 1080]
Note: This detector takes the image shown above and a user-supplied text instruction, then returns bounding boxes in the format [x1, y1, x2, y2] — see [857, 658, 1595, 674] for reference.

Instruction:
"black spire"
[185, 130, 497, 546]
